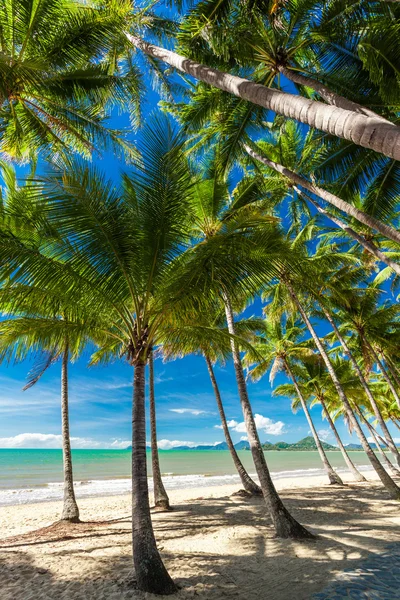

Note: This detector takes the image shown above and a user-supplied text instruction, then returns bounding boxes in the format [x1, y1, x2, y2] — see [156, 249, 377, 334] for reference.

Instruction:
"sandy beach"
[0, 471, 399, 600]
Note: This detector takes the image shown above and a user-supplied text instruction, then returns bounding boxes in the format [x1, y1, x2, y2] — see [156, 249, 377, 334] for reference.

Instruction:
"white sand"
[0, 471, 399, 599]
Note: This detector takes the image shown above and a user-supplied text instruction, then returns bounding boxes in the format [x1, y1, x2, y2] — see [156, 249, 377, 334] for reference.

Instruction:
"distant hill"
[125, 437, 341, 451]
[234, 440, 250, 450]
[261, 436, 338, 451]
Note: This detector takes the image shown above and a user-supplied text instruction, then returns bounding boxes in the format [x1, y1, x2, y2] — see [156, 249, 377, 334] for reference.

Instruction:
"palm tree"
[0, 116, 199, 594]
[333, 290, 400, 412]
[246, 318, 344, 485]
[0, 0, 141, 163]
[161, 311, 262, 496]
[149, 351, 170, 511]
[178, 160, 313, 538]
[284, 279, 400, 498]
[0, 314, 83, 522]
[126, 4, 400, 161]
[273, 352, 366, 482]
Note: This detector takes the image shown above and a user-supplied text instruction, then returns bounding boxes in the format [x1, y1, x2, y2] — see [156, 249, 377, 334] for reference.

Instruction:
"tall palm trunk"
[319, 396, 365, 481]
[149, 352, 170, 511]
[204, 354, 262, 495]
[277, 66, 390, 122]
[284, 359, 343, 485]
[358, 411, 400, 476]
[391, 418, 400, 433]
[385, 356, 400, 388]
[363, 338, 400, 410]
[287, 282, 400, 499]
[223, 293, 313, 538]
[244, 145, 400, 245]
[127, 35, 400, 160]
[60, 345, 80, 523]
[322, 309, 400, 467]
[132, 360, 176, 595]
[298, 189, 400, 276]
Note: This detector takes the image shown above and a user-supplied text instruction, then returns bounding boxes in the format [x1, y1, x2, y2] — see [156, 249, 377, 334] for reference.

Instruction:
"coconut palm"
[125, 1, 400, 160]
[245, 318, 344, 485]
[275, 357, 366, 481]
[161, 310, 262, 496]
[178, 159, 313, 538]
[0, 115, 199, 594]
[0, 0, 143, 163]
[149, 350, 170, 511]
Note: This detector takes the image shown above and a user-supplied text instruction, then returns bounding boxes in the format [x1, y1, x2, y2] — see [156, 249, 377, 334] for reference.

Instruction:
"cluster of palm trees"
[0, 0, 399, 595]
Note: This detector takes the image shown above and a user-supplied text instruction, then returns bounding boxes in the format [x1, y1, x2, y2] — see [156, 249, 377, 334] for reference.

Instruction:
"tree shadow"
[0, 482, 399, 599]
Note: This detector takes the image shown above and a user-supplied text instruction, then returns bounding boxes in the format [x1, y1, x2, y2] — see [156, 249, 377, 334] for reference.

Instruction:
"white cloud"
[0, 433, 132, 449]
[317, 429, 333, 442]
[169, 408, 208, 416]
[214, 419, 239, 429]
[216, 414, 285, 436]
[394, 438, 400, 444]
[156, 439, 197, 450]
[109, 439, 131, 449]
[240, 436, 248, 441]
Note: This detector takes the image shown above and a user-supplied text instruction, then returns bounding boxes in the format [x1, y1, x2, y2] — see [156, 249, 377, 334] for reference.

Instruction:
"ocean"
[0, 449, 374, 506]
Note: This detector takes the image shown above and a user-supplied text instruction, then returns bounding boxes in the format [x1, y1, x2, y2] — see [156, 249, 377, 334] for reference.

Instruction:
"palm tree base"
[231, 488, 263, 498]
[152, 501, 172, 512]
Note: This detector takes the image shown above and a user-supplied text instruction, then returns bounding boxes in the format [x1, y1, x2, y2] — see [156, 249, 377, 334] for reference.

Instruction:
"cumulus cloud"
[215, 414, 285, 436]
[317, 429, 333, 442]
[169, 408, 208, 416]
[156, 439, 197, 450]
[214, 419, 238, 429]
[0, 433, 132, 449]
[109, 439, 131, 449]
[240, 436, 248, 441]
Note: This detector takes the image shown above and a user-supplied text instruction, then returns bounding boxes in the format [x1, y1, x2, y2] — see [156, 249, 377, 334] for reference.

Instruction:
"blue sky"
[1, 30, 399, 451]
[0, 347, 371, 449]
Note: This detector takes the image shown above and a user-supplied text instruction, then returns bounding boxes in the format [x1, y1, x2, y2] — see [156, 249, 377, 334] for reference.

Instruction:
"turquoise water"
[0, 449, 374, 505]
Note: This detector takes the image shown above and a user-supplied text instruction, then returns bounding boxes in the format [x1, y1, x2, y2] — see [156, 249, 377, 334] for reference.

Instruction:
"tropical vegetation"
[0, 0, 399, 595]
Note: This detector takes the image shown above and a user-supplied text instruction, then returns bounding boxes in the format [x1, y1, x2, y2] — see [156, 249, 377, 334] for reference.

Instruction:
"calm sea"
[0, 449, 374, 506]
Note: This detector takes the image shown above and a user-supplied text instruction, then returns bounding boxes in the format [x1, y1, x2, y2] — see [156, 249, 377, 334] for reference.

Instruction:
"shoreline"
[0, 464, 377, 507]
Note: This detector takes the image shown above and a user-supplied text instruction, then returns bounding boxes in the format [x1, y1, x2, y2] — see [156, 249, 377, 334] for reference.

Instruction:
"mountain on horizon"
[261, 436, 338, 451]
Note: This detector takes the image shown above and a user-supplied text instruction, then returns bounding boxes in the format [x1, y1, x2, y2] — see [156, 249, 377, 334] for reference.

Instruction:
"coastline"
[1, 470, 399, 600]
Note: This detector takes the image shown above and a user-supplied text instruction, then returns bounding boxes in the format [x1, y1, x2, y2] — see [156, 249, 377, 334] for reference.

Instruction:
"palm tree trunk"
[127, 35, 400, 160]
[385, 356, 400, 388]
[132, 360, 176, 595]
[391, 418, 400, 432]
[284, 359, 343, 485]
[286, 282, 400, 499]
[322, 309, 400, 467]
[363, 337, 400, 410]
[204, 354, 262, 495]
[149, 352, 170, 511]
[278, 65, 390, 122]
[319, 396, 365, 481]
[223, 292, 313, 538]
[358, 411, 400, 476]
[60, 344, 80, 523]
[297, 189, 400, 276]
[244, 144, 400, 245]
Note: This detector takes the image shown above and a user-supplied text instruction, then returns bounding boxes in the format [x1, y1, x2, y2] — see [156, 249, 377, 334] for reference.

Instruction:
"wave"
[0, 464, 375, 506]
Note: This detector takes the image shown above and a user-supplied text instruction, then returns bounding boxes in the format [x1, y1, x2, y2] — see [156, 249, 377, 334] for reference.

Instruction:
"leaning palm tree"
[275, 357, 366, 482]
[245, 318, 344, 485]
[178, 157, 313, 538]
[125, 4, 400, 159]
[161, 310, 262, 496]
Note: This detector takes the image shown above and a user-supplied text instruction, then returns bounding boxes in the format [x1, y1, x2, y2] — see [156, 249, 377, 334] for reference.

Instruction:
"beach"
[1, 470, 399, 600]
